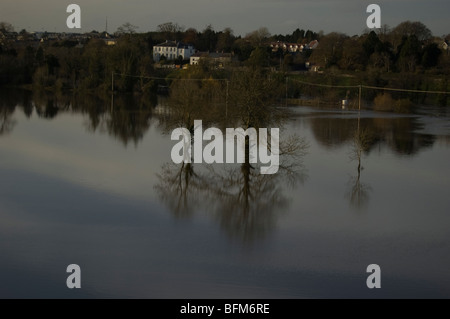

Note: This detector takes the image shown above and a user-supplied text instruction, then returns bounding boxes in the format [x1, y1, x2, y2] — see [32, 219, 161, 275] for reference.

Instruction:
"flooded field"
[1, 90, 450, 298]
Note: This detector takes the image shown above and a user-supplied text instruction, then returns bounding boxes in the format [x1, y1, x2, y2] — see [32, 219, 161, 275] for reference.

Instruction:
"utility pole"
[358, 85, 362, 111]
[286, 77, 288, 107]
[226, 80, 229, 119]
[358, 85, 362, 132]
[111, 72, 114, 112]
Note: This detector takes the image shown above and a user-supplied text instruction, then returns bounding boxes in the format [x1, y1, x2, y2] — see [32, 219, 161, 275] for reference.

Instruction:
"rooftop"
[155, 40, 193, 49]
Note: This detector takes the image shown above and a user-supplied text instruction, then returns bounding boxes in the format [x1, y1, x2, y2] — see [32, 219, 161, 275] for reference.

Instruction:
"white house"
[153, 40, 195, 62]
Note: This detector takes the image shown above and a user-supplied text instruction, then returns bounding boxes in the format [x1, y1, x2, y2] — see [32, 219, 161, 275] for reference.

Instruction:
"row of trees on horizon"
[0, 20, 449, 93]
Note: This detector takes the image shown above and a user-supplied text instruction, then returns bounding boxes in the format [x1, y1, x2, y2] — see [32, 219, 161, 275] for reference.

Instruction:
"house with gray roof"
[153, 40, 195, 62]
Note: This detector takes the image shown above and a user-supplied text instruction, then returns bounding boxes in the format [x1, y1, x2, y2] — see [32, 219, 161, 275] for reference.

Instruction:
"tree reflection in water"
[155, 150, 308, 243]
[0, 88, 444, 225]
[308, 112, 437, 211]
[310, 115, 436, 156]
[0, 88, 26, 135]
[0, 102, 16, 135]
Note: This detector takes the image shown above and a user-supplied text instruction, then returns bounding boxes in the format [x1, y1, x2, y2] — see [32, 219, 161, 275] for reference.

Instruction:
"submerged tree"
[347, 126, 374, 210]
[227, 67, 285, 128]
[155, 66, 308, 243]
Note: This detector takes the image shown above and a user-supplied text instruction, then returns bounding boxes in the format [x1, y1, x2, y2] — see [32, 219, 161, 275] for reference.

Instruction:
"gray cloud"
[0, 0, 448, 36]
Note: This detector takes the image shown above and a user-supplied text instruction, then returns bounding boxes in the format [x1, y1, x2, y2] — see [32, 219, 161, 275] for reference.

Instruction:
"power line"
[361, 85, 450, 95]
[288, 77, 450, 94]
[289, 78, 360, 89]
[113, 73, 450, 95]
[113, 73, 228, 82]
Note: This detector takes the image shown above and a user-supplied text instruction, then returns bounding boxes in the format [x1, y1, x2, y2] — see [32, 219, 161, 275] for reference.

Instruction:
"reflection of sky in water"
[1, 113, 168, 201]
[1, 102, 450, 298]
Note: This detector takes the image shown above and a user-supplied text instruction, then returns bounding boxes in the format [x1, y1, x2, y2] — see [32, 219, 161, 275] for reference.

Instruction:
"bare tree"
[159, 78, 224, 134]
[216, 28, 234, 52]
[391, 21, 432, 41]
[0, 22, 14, 33]
[115, 22, 138, 35]
[155, 67, 309, 243]
[157, 22, 184, 33]
[376, 24, 391, 42]
[227, 68, 285, 129]
[245, 27, 271, 46]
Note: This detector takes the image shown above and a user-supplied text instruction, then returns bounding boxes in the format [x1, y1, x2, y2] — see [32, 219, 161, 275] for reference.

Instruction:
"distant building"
[305, 62, 321, 73]
[98, 31, 116, 45]
[153, 40, 195, 62]
[308, 40, 319, 50]
[442, 40, 449, 54]
[270, 40, 318, 53]
[190, 52, 207, 65]
[270, 41, 302, 53]
[0, 30, 18, 44]
[104, 39, 117, 46]
[190, 52, 233, 67]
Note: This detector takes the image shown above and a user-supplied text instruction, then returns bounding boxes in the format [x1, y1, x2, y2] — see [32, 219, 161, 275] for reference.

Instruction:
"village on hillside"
[1, 21, 450, 97]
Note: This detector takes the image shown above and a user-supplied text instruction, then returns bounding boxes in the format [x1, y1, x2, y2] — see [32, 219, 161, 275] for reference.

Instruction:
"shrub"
[373, 93, 414, 113]
[394, 98, 414, 113]
[373, 93, 394, 112]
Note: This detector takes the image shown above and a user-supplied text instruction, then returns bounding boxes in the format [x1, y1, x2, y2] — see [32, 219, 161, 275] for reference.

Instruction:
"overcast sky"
[0, 0, 448, 36]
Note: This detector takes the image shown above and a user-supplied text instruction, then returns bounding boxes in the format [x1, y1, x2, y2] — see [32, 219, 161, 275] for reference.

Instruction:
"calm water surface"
[1, 89, 450, 298]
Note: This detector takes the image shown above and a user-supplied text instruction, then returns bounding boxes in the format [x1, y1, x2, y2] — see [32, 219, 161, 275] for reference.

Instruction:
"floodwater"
[1, 89, 450, 298]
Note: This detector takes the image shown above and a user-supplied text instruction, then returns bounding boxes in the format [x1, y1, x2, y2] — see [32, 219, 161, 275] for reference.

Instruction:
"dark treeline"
[0, 20, 312, 92]
[308, 21, 448, 73]
[0, 20, 449, 96]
